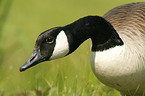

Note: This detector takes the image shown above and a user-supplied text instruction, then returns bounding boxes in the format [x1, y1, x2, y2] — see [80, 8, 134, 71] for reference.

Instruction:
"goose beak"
[19, 49, 44, 72]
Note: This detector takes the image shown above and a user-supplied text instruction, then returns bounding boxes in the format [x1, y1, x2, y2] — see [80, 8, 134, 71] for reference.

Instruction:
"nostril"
[30, 54, 37, 62]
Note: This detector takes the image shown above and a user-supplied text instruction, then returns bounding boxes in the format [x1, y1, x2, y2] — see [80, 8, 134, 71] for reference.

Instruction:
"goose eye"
[46, 37, 54, 44]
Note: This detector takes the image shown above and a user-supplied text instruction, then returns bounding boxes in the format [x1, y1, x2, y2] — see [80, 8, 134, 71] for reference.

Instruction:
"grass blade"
[56, 70, 64, 96]
[0, 0, 13, 64]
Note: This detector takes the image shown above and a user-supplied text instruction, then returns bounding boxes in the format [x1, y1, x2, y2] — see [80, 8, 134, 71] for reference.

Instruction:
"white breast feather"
[90, 44, 145, 92]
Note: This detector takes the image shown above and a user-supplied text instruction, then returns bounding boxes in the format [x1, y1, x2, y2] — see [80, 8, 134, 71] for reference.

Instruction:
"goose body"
[91, 2, 145, 95]
[20, 2, 145, 96]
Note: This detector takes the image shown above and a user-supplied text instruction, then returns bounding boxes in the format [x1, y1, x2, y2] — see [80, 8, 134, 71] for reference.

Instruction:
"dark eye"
[46, 37, 54, 44]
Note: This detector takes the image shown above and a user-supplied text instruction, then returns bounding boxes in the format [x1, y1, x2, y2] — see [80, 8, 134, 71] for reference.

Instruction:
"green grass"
[0, 0, 145, 95]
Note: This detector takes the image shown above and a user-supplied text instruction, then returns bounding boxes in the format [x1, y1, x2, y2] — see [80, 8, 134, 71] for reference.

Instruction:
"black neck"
[64, 16, 124, 53]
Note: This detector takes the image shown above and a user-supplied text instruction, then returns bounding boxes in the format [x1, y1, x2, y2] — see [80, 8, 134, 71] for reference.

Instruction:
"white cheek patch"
[50, 30, 69, 60]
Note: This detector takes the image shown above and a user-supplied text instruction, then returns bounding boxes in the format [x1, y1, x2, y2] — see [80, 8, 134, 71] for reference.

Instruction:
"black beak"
[19, 49, 45, 72]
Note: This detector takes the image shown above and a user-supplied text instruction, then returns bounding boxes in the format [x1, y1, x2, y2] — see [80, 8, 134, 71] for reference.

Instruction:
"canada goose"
[20, 2, 145, 96]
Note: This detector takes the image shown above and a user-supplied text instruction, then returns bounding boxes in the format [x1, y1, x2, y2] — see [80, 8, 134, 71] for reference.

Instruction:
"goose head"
[20, 16, 123, 72]
[19, 27, 70, 71]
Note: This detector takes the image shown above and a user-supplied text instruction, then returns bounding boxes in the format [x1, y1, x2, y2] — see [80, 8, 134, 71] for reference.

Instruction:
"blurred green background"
[0, 0, 145, 96]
